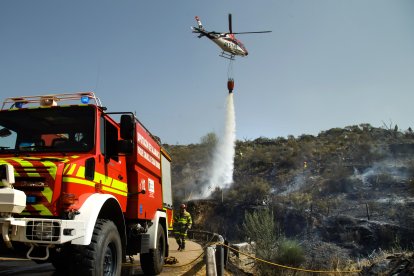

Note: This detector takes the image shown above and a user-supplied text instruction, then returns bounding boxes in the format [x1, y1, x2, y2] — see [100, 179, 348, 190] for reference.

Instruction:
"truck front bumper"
[0, 217, 86, 245]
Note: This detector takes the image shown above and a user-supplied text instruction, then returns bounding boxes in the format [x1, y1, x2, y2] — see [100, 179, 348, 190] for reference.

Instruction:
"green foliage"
[276, 238, 305, 266]
[226, 177, 271, 205]
[242, 209, 279, 260]
[243, 209, 305, 275]
[200, 132, 217, 148]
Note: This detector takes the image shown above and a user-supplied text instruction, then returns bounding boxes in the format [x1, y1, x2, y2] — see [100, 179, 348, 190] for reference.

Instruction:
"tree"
[200, 132, 217, 148]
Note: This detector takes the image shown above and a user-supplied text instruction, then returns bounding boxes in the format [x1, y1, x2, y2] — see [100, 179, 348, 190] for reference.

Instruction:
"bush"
[243, 209, 279, 260]
[276, 238, 305, 267]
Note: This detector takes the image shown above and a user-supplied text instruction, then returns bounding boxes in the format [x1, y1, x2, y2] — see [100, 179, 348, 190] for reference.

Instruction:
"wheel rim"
[103, 243, 116, 276]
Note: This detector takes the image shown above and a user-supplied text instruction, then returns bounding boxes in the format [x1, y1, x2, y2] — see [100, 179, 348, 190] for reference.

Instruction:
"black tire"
[140, 224, 166, 275]
[73, 219, 122, 276]
[50, 245, 75, 272]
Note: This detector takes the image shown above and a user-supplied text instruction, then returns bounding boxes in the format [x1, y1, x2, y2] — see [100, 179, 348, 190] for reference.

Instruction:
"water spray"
[198, 80, 237, 198]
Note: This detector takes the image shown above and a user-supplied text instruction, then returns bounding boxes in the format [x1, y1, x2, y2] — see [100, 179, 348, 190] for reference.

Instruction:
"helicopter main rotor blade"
[231, 31, 272, 34]
[228, 13, 233, 34]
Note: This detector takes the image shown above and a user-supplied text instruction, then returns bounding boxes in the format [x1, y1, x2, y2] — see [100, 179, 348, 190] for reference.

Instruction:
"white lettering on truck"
[138, 146, 161, 169]
[137, 132, 160, 158]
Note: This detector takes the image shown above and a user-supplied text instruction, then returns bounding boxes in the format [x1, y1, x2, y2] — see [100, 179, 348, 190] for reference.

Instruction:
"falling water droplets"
[200, 93, 236, 198]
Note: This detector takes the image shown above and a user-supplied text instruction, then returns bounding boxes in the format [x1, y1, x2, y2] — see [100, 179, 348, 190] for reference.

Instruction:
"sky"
[1, 1, 413, 145]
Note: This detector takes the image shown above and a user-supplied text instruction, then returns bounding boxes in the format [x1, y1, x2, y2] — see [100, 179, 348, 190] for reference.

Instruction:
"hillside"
[164, 124, 414, 273]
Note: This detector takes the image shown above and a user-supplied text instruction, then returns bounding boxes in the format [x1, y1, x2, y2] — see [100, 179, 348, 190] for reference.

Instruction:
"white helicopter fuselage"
[212, 35, 248, 57]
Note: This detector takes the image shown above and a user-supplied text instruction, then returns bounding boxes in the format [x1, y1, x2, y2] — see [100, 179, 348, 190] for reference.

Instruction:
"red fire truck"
[0, 92, 173, 275]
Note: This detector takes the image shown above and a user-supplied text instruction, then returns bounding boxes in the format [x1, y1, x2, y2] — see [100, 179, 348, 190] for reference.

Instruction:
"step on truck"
[0, 92, 173, 275]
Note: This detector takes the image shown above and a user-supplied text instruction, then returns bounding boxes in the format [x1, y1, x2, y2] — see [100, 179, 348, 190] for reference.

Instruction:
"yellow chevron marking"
[32, 204, 53, 216]
[26, 172, 41, 177]
[63, 164, 70, 174]
[76, 166, 85, 178]
[67, 164, 77, 176]
[41, 187, 53, 203]
[10, 158, 40, 177]
[40, 161, 57, 180]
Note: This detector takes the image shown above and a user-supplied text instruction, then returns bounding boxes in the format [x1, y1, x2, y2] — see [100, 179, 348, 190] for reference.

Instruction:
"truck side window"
[100, 117, 119, 162]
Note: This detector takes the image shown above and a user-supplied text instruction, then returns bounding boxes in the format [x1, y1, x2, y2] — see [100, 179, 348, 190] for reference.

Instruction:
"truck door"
[99, 116, 127, 208]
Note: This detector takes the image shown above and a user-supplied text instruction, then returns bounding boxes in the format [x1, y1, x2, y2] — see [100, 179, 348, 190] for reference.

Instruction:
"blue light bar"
[81, 96, 90, 104]
[15, 102, 25, 108]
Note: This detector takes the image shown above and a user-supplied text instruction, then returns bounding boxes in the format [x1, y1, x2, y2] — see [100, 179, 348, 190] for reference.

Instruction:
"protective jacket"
[173, 210, 192, 234]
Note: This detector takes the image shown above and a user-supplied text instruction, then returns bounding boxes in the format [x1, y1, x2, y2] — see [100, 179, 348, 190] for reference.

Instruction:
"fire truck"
[0, 92, 173, 275]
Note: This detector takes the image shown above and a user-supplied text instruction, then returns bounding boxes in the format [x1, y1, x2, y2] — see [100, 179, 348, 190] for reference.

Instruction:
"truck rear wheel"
[74, 219, 122, 276]
[140, 224, 166, 275]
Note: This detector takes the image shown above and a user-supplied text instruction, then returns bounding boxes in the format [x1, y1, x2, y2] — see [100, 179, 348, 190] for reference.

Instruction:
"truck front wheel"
[74, 219, 122, 276]
[140, 224, 166, 275]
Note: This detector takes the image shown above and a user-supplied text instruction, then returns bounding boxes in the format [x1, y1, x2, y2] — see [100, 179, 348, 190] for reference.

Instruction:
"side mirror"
[117, 140, 133, 155]
[120, 115, 134, 140]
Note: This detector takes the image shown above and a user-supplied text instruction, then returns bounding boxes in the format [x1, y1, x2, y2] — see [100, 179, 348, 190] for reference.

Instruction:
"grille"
[26, 220, 60, 242]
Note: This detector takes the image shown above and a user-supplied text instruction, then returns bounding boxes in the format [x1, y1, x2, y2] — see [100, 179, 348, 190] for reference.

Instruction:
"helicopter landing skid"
[219, 52, 235, 60]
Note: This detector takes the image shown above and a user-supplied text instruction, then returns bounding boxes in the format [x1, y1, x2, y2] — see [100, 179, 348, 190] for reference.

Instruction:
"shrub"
[243, 209, 279, 259]
[276, 238, 305, 267]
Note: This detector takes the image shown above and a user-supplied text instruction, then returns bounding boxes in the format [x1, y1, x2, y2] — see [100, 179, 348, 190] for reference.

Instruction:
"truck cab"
[0, 92, 172, 275]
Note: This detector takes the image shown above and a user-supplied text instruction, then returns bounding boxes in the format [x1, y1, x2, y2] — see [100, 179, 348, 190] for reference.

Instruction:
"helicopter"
[191, 14, 271, 60]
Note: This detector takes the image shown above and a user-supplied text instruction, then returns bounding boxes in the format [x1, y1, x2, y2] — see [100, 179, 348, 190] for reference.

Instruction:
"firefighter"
[173, 203, 192, 251]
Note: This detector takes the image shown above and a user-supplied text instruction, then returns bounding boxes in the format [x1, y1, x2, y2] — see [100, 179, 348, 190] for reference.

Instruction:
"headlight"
[27, 221, 60, 241]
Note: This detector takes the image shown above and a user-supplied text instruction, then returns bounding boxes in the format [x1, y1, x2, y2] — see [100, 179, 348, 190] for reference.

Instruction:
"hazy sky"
[1, 1, 413, 144]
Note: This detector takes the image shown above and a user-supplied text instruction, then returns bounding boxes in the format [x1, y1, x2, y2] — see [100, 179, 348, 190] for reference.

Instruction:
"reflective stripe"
[111, 179, 127, 191]
[10, 158, 40, 177]
[40, 161, 57, 180]
[92, 171, 112, 186]
[64, 164, 77, 175]
[63, 164, 70, 174]
[76, 166, 128, 193]
[41, 187, 53, 203]
[75, 166, 85, 178]
[63, 176, 95, 187]
[63, 176, 128, 197]
[102, 186, 128, 197]
[32, 204, 53, 216]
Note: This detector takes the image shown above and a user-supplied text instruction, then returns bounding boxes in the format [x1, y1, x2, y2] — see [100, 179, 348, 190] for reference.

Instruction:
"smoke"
[198, 93, 236, 198]
[353, 159, 410, 186]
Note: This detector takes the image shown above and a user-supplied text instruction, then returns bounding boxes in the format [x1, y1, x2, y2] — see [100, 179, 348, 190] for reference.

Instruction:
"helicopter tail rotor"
[195, 16, 204, 30]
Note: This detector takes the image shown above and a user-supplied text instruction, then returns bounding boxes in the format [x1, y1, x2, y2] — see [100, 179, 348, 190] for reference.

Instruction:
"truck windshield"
[0, 106, 95, 153]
